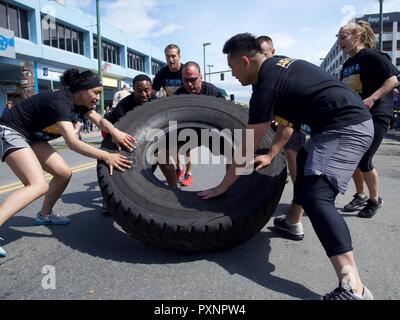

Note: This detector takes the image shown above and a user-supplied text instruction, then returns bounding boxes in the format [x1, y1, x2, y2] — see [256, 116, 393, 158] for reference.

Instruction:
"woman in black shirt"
[0, 69, 134, 257]
[339, 20, 399, 218]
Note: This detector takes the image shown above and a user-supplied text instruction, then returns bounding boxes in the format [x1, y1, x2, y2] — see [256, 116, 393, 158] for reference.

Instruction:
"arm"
[85, 110, 135, 151]
[253, 124, 293, 171]
[198, 121, 271, 199]
[57, 121, 132, 175]
[364, 75, 399, 109]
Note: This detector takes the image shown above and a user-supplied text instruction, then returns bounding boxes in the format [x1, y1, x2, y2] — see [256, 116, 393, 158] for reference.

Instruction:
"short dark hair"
[164, 44, 180, 55]
[183, 61, 201, 73]
[222, 33, 261, 57]
[257, 35, 274, 48]
[133, 74, 152, 84]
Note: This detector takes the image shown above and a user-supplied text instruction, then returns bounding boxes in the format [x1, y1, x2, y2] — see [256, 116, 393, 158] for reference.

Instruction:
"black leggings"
[358, 117, 389, 172]
[293, 148, 353, 257]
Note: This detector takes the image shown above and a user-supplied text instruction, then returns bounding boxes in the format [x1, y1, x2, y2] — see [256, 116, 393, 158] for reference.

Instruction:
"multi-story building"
[320, 11, 400, 78]
[0, 0, 166, 111]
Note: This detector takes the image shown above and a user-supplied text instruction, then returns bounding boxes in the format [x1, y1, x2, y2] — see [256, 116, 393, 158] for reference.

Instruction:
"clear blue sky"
[67, 0, 400, 102]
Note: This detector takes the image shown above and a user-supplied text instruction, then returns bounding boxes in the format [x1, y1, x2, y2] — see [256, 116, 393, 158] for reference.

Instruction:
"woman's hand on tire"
[105, 152, 133, 175]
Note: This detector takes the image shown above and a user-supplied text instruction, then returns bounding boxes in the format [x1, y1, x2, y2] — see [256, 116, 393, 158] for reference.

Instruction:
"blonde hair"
[340, 20, 376, 49]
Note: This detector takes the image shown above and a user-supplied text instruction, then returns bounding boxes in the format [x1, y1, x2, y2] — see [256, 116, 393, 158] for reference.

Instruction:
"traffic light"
[220, 73, 224, 81]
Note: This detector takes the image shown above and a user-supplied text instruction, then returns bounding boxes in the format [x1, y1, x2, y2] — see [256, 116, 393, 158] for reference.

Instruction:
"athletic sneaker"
[181, 174, 193, 187]
[358, 197, 383, 218]
[343, 193, 369, 212]
[35, 212, 71, 225]
[322, 283, 374, 300]
[273, 215, 304, 241]
[176, 168, 184, 181]
[0, 237, 6, 258]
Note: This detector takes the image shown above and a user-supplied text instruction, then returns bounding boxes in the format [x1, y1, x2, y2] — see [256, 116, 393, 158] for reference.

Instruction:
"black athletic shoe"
[273, 216, 304, 241]
[358, 197, 383, 218]
[322, 283, 374, 300]
[343, 193, 368, 212]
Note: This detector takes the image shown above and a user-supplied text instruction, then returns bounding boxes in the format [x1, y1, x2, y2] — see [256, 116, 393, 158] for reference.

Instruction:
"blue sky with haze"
[66, 0, 400, 102]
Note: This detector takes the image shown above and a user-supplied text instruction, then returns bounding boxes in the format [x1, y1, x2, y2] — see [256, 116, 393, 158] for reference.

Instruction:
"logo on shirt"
[342, 64, 362, 94]
[276, 58, 296, 69]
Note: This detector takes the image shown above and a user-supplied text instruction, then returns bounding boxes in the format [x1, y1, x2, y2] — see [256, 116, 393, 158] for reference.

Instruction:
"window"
[397, 40, 400, 50]
[57, 25, 65, 50]
[41, 14, 84, 55]
[396, 58, 400, 66]
[152, 59, 163, 75]
[382, 41, 392, 51]
[0, 2, 6, 28]
[71, 30, 78, 53]
[0, 1, 29, 39]
[383, 22, 392, 33]
[128, 51, 145, 71]
[93, 36, 120, 65]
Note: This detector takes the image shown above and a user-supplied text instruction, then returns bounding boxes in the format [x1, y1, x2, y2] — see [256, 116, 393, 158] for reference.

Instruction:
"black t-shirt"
[249, 57, 371, 133]
[153, 65, 184, 96]
[105, 94, 156, 124]
[174, 81, 224, 98]
[341, 48, 399, 122]
[0, 89, 87, 141]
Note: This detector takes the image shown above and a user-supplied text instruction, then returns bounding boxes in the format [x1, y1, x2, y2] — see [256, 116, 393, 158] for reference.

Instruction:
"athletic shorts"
[0, 124, 30, 162]
[300, 120, 374, 194]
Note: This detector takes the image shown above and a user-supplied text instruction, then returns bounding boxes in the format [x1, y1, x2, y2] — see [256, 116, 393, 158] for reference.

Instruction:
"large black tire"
[97, 95, 287, 253]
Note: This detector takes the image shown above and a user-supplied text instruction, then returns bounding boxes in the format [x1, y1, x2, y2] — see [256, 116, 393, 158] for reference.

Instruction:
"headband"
[69, 77, 102, 92]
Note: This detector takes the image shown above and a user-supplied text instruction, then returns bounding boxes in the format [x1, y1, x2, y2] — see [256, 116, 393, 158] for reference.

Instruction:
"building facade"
[0, 0, 166, 111]
[320, 11, 400, 78]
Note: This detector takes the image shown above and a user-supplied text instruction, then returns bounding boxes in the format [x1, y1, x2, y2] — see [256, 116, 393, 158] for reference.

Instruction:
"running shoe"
[322, 283, 374, 300]
[35, 212, 71, 225]
[343, 193, 369, 212]
[273, 215, 304, 241]
[358, 197, 383, 218]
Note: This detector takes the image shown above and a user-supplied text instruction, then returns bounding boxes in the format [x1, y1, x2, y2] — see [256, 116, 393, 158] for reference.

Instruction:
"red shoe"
[181, 174, 193, 187]
[176, 168, 184, 180]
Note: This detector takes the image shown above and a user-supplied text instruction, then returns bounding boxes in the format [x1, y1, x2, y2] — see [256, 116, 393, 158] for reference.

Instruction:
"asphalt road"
[0, 131, 399, 300]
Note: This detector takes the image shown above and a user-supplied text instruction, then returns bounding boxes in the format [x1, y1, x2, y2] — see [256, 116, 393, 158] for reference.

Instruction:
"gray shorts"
[284, 129, 306, 151]
[303, 120, 374, 194]
[0, 124, 30, 162]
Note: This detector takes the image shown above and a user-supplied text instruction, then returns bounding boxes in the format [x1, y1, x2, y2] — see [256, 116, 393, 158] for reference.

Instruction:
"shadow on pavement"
[1, 186, 319, 300]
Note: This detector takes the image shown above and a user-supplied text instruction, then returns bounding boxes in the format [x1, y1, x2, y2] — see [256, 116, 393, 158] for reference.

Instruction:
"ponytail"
[357, 20, 376, 49]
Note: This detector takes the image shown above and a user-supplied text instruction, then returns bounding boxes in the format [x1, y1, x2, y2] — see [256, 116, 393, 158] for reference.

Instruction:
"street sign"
[0, 27, 16, 59]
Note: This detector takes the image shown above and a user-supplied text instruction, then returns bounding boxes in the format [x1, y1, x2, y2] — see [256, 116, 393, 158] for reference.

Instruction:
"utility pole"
[379, 0, 384, 51]
[96, 0, 104, 115]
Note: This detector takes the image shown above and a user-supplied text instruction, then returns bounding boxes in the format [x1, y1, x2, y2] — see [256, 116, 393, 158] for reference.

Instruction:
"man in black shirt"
[199, 33, 374, 300]
[174, 61, 224, 187]
[153, 44, 184, 97]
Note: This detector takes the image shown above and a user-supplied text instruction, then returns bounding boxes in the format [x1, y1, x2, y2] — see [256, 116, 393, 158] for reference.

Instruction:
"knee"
[36, 180, 50, 196]
[56, 167, 73, 182]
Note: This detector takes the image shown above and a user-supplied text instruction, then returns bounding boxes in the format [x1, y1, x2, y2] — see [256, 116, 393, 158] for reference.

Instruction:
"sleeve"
[369, 51, 399, 81]
[248, 88, 276, 125]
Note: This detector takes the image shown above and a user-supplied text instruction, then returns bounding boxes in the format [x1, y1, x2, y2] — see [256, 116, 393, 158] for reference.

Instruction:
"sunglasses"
[183, 76, 200, 83]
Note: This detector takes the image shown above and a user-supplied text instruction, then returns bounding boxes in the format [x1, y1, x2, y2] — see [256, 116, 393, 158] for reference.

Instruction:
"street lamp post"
[202, 42, 211, 80]
[96, 0, 104, 116]
[379, 0, 384, 51]
[207, 64, 214, 82]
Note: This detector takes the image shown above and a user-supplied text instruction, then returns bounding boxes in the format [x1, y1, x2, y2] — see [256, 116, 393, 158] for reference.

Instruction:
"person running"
[339, 20, 399, 218]
[199, 33, 375, 300]
[257, 35, 306, 241]
[153, 44, 184, 97]
[0, 68, 134, 258]
[174, 61, 224, 187]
